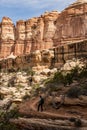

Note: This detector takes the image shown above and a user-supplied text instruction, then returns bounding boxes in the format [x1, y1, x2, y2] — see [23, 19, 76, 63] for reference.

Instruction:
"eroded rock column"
[0, 17, 15, 58]
[14, 20, 25, 55]
[43, 11, 58, 49]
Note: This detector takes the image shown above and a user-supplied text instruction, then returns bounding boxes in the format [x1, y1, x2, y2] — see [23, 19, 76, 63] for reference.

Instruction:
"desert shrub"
[44, 81, 63, 95]
[79, 66, 87, 79]
[22, 94, 30, 100]
[27, 69, 35, 76]
[1, 108, 19, 122]
[23, 67, 35, 76]
[81, 84, 87, 89]
[44, 78, 54, 84]
[63, 73, 73, 86]
[70, 65, 87, 80]
[62, 65, 86, 85]
[45, 65, 87, 95]
[69, 117, 76, 122]
[74, 119, 82, 127]
[80, 89, 87, 96]
[30, 84, 40, 96]
[0, 123, 19, 130]
[8, 67, 16, 73]
[0, 94, 4, 100]
[79, 84, 87, 96]
[45, 70, 73, 87]
[0, 108, 20, 130]
[67, 87, 81, 98]
[48, 83, 62, 92]
[8, 83, 10, 87]
[70, 66, 80, 79]
[8, 77, 15, 87]
[49, 70, 73, 86]
[67, 83, 87, 98]
[16, 84, 24, 91]
[53, 71, 64, 83]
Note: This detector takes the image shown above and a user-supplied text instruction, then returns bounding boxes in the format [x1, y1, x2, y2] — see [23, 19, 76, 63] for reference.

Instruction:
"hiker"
[37, 95, 44, 112]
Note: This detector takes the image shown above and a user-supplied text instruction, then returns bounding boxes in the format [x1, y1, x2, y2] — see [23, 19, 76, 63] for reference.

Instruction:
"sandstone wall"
[54, 2, 87, 46]
[0, 1, 87, 58]
[53, 40, 87, 68]
[0, 40, 87, 70]
[0, 11, 58, 58]
[0, 17, 15, 58]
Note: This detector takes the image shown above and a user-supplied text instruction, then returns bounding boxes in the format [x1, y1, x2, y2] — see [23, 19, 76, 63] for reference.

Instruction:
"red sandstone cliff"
[0, 17, 15, 58]
[0, 0, 87, 58]
[54, 0, 87, 46]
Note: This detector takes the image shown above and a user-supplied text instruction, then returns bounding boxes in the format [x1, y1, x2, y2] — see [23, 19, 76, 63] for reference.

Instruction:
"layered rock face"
[0, 0, 87, 58]
[0, 17, 15, 58]
[43, 11, 58, 49]
[54, 0, 87, 45]
[0, 40, 86, 71]
[14, 11, 58, 56]
[0, 11, 58, 58]
[14, 20, 25, 55]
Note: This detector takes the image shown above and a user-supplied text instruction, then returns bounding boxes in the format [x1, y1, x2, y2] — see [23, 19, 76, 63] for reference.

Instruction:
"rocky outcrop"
[54, 0, 87, 46]
[43, 11, 58, 49]
[0, 40, 86, 70]
[14, 20, 25, 55]
[0, 0, 87, 58]
[0, 11, 58, 58]
[0, 17, 15, 58]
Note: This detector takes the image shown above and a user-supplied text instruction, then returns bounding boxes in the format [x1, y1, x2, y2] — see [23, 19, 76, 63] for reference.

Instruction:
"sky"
[0, 0, 76, 24]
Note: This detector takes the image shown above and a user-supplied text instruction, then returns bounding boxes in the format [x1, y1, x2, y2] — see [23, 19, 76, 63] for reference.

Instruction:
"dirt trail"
[15, 97, 87, 130]
[19, 96, 86, 120]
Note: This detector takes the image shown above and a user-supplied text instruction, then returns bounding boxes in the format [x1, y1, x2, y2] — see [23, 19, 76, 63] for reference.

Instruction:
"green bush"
[23, 67, 35, 76]
[27, 70, 35, 76]
[0, 123, 19, 130]
[63, 73, 73, 86]
[45, 64, 87, 96]
[44, 78, 54, 84]
[70, 66, 80, 79]
[2, 108, 19, 121]
[50, 70, 73, 86]
[0, 108, 20, 130]
[53, 71, 64, 83]
[70, 65, 87, 80]
[79, 66, 87, 79]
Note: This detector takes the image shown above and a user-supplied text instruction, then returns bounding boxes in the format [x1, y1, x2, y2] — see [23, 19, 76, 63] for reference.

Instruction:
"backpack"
[39, 97, 44, 104]
[41, 98, 44, 104]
